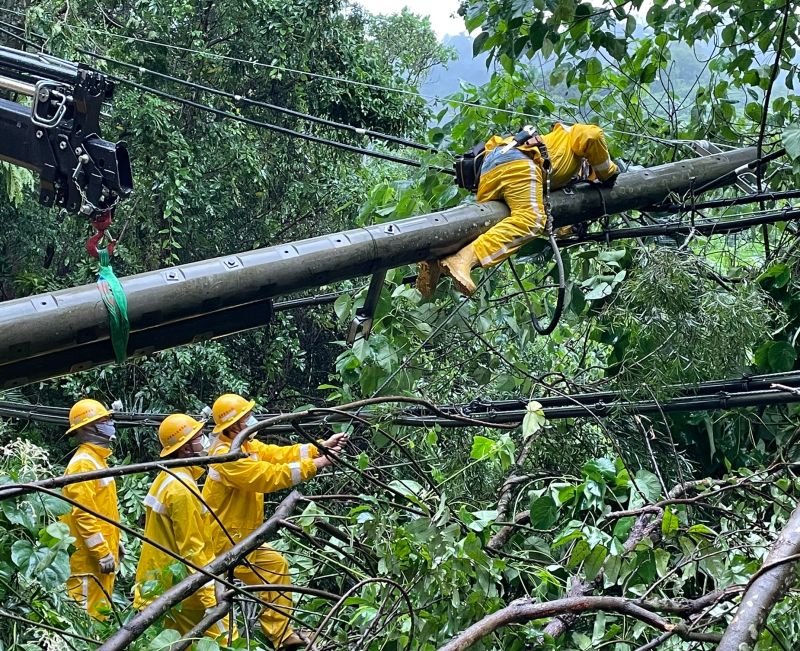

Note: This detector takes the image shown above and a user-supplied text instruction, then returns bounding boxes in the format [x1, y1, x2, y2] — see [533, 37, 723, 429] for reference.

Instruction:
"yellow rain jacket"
[61, 443, 120, 619]
[202, 437, 319, 552]
[134, 467, 230, 638]
[202, 436, 319, 645]
[134, 467, 215, 611]
[473, 123, 618, 267]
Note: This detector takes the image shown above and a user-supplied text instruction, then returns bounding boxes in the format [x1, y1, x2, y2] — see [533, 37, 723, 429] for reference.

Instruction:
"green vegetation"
[1, 0, 800, 648]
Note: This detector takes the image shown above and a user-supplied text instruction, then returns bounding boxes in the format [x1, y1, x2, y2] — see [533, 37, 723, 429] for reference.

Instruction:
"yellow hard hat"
[66, 399, 113, 434]
[211, 393, 255, 434]
[158, 414, 205, 458]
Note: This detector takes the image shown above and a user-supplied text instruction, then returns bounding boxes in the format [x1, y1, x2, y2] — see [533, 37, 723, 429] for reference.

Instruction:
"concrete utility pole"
[0, 147, 759, 387]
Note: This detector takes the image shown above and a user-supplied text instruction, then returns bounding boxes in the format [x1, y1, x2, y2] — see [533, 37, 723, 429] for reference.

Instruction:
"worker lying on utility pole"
[61, 399, 121, 620]
[418, 122, 619, 297]
[202, 393, 348, 650]
[134, 414, 234, 640]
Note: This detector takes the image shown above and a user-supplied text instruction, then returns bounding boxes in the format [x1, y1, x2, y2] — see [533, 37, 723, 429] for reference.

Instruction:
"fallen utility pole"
[0, 147, 758, 387]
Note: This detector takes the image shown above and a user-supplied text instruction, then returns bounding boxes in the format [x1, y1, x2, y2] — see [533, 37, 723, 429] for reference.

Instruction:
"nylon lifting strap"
[96, 248, 129, 363]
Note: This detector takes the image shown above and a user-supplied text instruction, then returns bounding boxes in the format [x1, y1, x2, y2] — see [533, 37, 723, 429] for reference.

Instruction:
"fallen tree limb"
[716, 501, 800, 651]
[436, 596, 721, 651]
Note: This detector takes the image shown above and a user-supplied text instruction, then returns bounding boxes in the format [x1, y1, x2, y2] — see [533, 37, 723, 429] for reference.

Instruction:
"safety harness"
[453, 126, 564, 335]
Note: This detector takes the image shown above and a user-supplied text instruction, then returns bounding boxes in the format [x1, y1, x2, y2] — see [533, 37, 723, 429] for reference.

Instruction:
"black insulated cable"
[78, 49, 441, 154]
[105, 73, 456, 174]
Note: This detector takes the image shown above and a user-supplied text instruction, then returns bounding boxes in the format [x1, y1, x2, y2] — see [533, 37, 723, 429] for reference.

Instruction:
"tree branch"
[717, 501, 800, 651]
[436, 596, 721, 651]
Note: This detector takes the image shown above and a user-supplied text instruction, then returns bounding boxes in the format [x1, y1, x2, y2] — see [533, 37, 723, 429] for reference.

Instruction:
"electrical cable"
[565, 206, 800, 245]
[0, 16, 452, 172]
[107, 72, 455, 174]
[0, 8, 745, 152]
[657, 189, 800, 213]
[5, 371, 800, 429]
[78, 48, 440, 154]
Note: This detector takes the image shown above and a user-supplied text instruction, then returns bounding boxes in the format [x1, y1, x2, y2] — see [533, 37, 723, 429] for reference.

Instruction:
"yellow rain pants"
[203, 435, 319, 646]
[62, 443, 120, 620]
[473, 123, 619, 268]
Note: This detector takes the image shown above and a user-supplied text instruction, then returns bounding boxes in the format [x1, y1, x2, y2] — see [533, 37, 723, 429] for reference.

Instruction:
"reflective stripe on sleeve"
[85, 532, 105, 548]
[207, 467, 221, 481]
[299, 444, 310, 460]
[143, 494, 168, 515]
[289, 462, 302, 486]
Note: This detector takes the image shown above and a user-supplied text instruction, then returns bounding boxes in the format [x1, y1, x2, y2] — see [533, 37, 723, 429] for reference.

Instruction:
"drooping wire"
[78, 48, 440, 154]
[0, 7, 744, 151]
[110, 73, 455, 174]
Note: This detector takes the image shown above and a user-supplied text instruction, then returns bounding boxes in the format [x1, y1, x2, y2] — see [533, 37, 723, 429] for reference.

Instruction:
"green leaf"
[567, 538, 591, 568]
[530, 495, 559, 529]
[10, 540, 34, 570]
[757, 263, 791, 288]
[148, 629, 182, 651]
[640, 62, 658, 84]
[584, 544, 608, 581]
[388, 479, 424, 499]
[193, 640, 220, 651]
[582, 458, 616, 482]
[585, 282, 612, 300]
[470, 435, 495, 460]
[473, 31, 490, 56]
[661, 507, 679, 536]
[745, 102, 762, 122]
[634, 470, 661, 503]
[530, 21, 548, 51]
[768, 341, 796, 372]
[783, 124, 800, 161]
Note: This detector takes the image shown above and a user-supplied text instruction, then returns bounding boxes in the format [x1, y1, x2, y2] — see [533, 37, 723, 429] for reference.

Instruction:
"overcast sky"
[355, 0, 466, 38]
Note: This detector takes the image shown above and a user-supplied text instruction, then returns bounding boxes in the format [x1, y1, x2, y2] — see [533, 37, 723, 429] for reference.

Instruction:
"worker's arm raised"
[210, 441, 319, 493]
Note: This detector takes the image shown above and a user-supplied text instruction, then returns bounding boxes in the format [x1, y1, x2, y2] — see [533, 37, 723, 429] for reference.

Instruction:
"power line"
[106, 73, 455, 174]
[79, 49, 439, 154]
[0, 18, 452, 171]
[566, 206, 800, 245]
[0, 8, 738, 150]
[5, 371, 800, 430]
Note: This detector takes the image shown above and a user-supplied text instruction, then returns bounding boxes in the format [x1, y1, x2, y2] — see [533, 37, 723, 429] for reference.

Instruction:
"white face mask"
[199, 433, 211, 452]
[245, 415, 259, 428]
[95, 421, 117, 441]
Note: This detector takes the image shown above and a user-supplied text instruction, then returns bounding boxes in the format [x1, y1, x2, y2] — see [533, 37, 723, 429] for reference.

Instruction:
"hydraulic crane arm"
[0, 45, 132, 216]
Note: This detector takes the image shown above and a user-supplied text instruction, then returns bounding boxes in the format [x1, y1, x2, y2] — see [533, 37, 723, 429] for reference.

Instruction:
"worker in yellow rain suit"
[418, 122, 619, 297]
[61, 399, 121, 620]
[202, 393, 348, 650]
[134, 414, 234, 640]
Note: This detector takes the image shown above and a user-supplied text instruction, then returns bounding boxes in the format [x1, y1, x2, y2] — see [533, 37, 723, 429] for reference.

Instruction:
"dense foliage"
[0, 0, 800, 649]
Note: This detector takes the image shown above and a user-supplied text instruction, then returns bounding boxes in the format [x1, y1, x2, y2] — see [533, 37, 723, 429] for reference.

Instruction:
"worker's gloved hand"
[598, 171, 619, 188]
[97, 553, 116, 574]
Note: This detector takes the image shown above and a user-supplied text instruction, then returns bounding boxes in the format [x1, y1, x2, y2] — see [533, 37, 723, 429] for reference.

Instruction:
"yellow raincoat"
[473, 123, 619, 267]
[202, 436, 318, 646]
[61, 443, 120, 619]
[134, 466, 232, 638]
